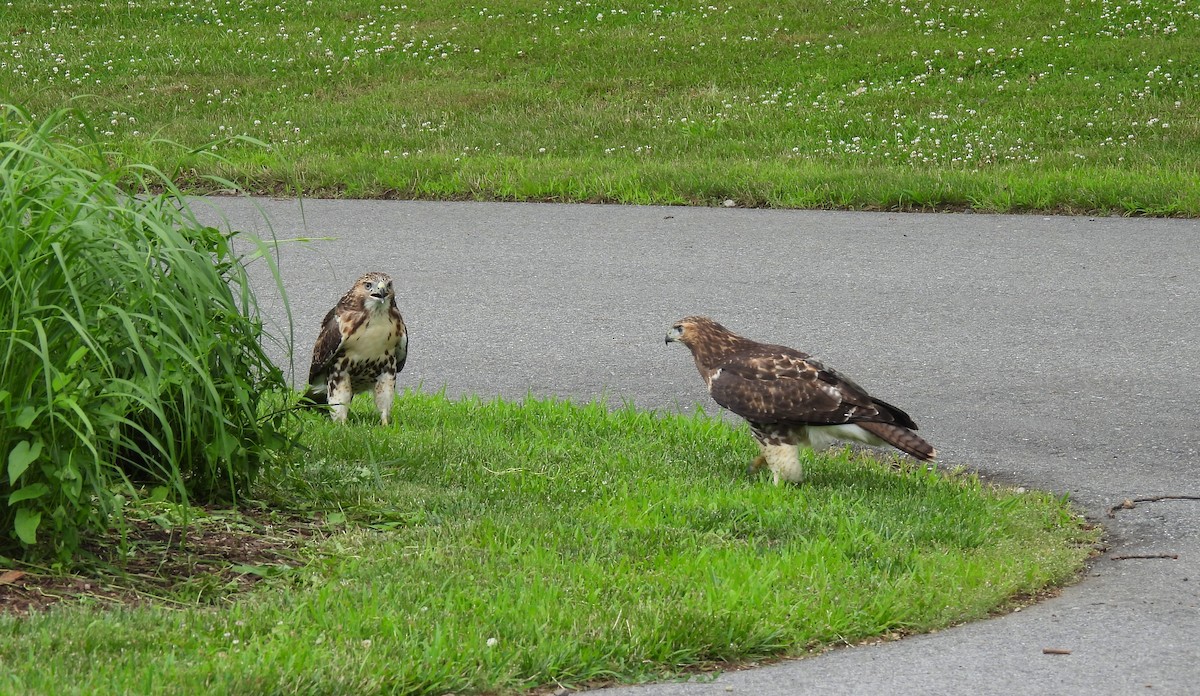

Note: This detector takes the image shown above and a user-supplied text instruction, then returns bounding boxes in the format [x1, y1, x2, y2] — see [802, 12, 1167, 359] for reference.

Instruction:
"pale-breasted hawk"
[305, 272, 408, 425]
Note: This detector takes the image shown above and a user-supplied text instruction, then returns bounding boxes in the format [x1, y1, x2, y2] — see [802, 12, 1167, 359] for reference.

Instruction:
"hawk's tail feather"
[859, 421, 937, 461]
[299, 390, 329, 408]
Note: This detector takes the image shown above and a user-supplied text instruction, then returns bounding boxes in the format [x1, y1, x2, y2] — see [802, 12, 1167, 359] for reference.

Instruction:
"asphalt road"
[197, 197, 1200, 695]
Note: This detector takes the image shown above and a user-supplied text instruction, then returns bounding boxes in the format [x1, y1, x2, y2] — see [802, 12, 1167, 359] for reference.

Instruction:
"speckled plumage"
[666, 316, 935, 484]
[306, 272, 408, 425]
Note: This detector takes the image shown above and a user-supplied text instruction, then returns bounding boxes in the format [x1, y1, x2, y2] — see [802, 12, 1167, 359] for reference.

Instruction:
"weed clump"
[0, 105, 293, 561]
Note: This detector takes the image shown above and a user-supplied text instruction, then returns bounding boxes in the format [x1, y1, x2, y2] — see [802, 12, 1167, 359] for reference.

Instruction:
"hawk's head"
[666, 316, 749, 369]
[352, 271, 396, 312]
[665, 316, 729, 348]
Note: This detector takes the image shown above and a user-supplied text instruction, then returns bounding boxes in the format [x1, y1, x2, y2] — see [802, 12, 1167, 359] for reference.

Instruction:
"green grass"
[0, 0, 1196, 213]
[0, 392, 1096, 695]
[0, 105, 294, 561]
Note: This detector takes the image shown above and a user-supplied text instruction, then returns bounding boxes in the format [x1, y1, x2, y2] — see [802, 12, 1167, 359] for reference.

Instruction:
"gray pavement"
[196, 197, 1200, 695]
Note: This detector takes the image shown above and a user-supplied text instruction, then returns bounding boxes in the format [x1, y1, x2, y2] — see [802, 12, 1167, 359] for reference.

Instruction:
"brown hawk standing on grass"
[305, 272, 408, 425]
[665, 316, 935, 485]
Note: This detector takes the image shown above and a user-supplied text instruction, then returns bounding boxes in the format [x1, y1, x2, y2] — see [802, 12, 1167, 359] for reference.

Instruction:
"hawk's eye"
[364, 281, 373, 289]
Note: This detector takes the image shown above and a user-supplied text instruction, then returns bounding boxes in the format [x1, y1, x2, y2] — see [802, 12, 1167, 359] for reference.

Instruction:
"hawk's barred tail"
[858, 422, 937, 461]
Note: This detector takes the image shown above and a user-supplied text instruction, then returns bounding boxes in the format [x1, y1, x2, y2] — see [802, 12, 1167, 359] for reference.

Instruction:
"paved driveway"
[198, 198, 1200, 695]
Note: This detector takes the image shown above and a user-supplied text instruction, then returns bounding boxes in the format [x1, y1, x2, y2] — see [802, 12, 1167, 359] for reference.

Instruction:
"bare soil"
[0, 508, 323, 615]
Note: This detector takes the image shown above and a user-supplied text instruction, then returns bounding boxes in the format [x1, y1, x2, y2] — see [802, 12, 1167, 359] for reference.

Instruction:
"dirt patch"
[0, 508, 325, 615]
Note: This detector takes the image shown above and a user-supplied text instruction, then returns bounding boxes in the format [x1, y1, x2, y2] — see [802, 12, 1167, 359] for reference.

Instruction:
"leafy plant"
[0, 104, 295, 561]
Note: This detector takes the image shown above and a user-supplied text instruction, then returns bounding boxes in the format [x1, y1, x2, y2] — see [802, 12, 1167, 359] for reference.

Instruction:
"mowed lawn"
[0, 0, 1196, 212]
[0, 394, 1098, 695]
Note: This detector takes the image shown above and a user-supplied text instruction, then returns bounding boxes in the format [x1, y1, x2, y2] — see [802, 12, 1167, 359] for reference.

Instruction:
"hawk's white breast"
[342, 312, 401, 359]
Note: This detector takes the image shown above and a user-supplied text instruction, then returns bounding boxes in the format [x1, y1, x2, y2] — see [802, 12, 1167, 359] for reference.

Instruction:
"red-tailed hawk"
[305, 272, 408, 425]
[666, 316, 935, 484]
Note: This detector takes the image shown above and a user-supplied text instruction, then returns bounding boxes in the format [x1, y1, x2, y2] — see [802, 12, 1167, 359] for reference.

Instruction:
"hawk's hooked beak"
[665, 326, 683, 345]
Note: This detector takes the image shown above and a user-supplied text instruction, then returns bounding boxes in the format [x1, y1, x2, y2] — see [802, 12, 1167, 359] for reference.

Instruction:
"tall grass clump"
[0, 104, 293, 562]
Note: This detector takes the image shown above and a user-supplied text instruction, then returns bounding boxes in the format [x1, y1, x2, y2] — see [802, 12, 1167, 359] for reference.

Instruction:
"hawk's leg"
[759, 443, 803, 485]
[374, 372, 397, 426]
[328, 376, 353, 423]
[749, 427, 804, 485]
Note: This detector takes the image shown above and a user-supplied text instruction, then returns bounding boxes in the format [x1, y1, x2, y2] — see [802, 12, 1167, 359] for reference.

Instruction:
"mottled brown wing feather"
[866, 396, 919, 430]
[391, 308, 408, 374]
[708, 350, 887, 426]
[307, 307, 343, 386]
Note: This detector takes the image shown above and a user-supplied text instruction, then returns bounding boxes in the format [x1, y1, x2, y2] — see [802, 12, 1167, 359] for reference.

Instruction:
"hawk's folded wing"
[307, 307, 344, 386]
[708, 350, 906, 427]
